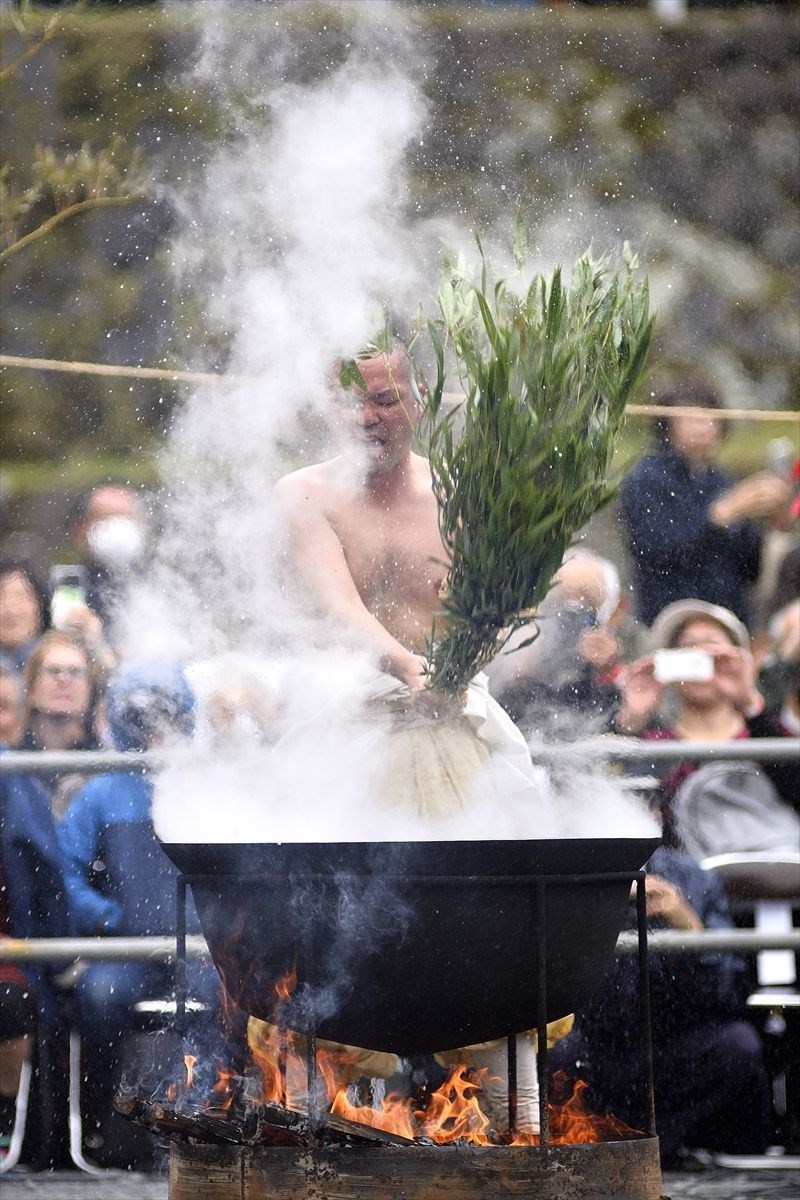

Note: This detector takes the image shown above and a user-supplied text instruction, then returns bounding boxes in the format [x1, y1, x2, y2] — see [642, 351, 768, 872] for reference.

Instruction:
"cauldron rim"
[160, 835, 661, 878]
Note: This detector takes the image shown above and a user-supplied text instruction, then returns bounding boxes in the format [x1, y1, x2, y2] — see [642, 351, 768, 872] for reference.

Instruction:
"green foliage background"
[1, 2, 798, 533]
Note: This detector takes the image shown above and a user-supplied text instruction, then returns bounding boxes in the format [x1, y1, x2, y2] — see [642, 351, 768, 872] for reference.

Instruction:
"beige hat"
[649, 599, 750, 651]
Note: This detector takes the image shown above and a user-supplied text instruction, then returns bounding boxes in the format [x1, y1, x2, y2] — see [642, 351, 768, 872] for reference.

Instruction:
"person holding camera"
[487, 550, 647, 738]
[615, 599, 797, 859]
[69, 483, 148, 634]
[619, 375, 791, 628]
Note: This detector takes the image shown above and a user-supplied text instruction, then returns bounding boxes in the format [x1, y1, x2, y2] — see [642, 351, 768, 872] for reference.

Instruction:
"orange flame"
[297, 1048, 640, 1145]
[419, 1067, 494, 1145]
[250, 1030, 309, 1110]
[274, 964, 298, 1002]
[318, 1062, 498, 1144]
[209, 1064, 238, 1112]
[332, 1086, 417, 1139]
[189, 1041, 641, 1147]
[247, 970, 304, 1110]
[546, 1071, 642, 1145]
[184, 1054, 197, 1089]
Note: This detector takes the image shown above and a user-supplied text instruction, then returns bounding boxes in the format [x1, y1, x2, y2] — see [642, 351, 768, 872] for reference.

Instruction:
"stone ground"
[1, 1161, 799, 1199]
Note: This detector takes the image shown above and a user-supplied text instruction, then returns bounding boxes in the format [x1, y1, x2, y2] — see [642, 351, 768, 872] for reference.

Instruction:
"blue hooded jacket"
[58, 663, 198, 937]
[0, 765, 71, 1028]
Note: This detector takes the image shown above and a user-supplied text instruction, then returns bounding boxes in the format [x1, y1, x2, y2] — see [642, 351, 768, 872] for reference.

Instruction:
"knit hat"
[106, 661, 195, 752]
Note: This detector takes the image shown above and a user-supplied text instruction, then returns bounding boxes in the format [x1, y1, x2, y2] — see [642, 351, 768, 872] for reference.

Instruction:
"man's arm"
[273, 473, 427, 691]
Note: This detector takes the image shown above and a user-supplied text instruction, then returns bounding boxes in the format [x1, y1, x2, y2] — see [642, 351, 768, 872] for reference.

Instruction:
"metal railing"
[1, 737, 798, 775]
[1, 928, 798, 966]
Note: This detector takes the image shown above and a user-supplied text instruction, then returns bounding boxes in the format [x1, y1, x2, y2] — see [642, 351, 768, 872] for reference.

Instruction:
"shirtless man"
[273, 348, 446, 696]
[268, 347, 559, 1135]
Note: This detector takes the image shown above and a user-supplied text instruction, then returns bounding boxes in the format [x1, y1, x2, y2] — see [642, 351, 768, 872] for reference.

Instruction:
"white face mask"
[87, 516, 145, 569]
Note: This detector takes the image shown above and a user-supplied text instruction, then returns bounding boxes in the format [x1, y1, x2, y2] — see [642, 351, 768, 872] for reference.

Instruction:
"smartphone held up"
[49, 565, 89, 631]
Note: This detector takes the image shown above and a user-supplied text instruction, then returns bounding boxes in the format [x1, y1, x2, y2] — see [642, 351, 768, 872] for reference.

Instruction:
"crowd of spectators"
[0, 380, 798, 1166]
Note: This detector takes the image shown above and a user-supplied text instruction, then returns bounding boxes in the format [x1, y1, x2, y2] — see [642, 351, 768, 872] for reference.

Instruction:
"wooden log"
[114, 1087, 314, 1148]
[152, 1103, 247, 1145]
[114, 1090, 248, 1146]
[117, 1085, 422, 1149]
[251, 1101, 310, 1147]
[113, 1093, 153, 1125]
[321, 1111, 417, 1148]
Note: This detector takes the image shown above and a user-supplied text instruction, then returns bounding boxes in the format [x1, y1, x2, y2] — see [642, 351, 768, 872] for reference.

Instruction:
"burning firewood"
[114, 1085, 423, 1150]
[321, 1111, 417, 1148]
[114, 1090, 249, 1146]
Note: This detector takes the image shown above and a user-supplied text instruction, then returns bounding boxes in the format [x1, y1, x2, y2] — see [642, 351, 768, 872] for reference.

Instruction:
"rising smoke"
[123, 0, 657, 849]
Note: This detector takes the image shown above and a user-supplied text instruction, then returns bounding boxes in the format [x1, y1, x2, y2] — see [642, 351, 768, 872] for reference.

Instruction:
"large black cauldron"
[162, 838, 659, 1055]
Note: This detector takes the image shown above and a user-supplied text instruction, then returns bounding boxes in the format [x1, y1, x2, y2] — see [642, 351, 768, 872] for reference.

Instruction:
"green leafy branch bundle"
[422, 230, 653, 696]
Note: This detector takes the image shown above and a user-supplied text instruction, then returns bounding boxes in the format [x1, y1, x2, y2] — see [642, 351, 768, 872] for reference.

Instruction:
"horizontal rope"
[1, 739, 797, 777]
[1, 353, 798, 423]
[0, 929, 797, 963]
[0, 353, 247, 387]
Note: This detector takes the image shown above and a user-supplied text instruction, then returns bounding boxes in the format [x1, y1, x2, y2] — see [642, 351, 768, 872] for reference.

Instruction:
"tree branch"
[0, 11, 67, 84]
[0, 192, 144, 266]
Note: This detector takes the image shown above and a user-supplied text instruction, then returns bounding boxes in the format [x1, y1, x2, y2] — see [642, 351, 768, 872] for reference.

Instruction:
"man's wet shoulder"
[274, 459, 339, 497]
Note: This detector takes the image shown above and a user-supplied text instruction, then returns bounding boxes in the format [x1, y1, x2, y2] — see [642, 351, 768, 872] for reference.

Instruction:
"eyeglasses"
[40, 664, 88, 680]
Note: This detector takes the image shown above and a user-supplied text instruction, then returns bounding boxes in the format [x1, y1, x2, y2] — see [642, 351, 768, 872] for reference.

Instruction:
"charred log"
[115, 1086, 419, 1149]
[321, 1112, 417, 1147]
[114, 1091, 249, 1146]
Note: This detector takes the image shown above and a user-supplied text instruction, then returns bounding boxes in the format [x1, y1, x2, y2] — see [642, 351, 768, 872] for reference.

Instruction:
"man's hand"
[636, 874, 703, 931]
[54, 603, 116, 670]
[55, 602, 103, 645]
[395, 652, 429, 695]
[710, 472, 791, 526]
[397, 653, 466, 717]
[579, 626, 620, 672]
[771, 602, 800, 663]
[616, 656, 663, 734]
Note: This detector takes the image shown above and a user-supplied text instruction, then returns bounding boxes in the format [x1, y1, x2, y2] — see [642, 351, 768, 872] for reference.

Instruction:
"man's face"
[668, 413, 722, 462]
[334, 352, 419, 473]
[74, 485, 147, 571]
[86, 486, 136, 527]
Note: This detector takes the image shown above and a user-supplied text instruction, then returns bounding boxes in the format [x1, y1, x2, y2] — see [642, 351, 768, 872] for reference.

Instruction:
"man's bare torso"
[277, 453, 447, 655]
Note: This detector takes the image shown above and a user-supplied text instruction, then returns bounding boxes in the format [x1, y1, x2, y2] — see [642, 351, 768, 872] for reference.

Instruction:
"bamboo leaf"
[421, 239, 653, 694]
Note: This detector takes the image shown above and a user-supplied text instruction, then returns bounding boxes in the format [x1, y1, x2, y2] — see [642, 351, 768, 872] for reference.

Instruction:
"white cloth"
[363, 671, 549, 828]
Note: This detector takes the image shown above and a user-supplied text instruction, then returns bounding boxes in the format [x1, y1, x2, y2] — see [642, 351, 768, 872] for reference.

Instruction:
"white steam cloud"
[121, 1, 657, 848]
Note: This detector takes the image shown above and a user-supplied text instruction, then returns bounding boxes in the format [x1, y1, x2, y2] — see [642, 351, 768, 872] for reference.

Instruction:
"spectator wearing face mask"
[619, 375, 790, 628]
[70, 483, 148, 633]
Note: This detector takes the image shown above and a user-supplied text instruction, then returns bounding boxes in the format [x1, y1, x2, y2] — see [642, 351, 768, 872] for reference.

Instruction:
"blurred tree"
[1, 3, 146, 265]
